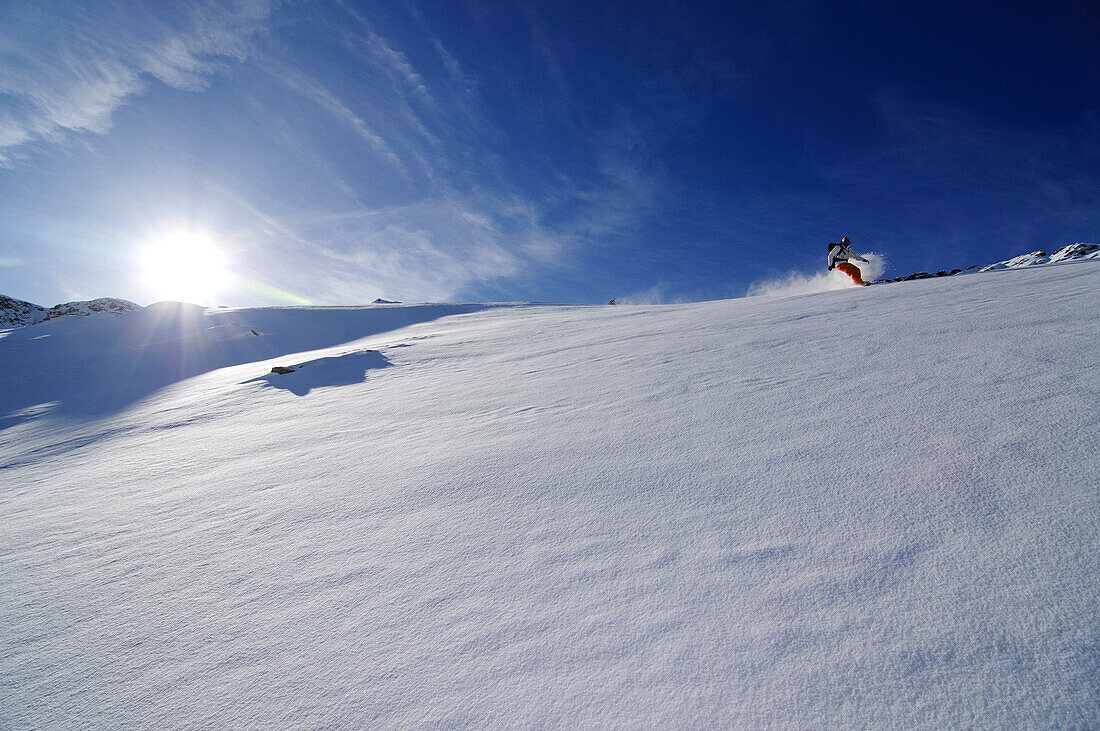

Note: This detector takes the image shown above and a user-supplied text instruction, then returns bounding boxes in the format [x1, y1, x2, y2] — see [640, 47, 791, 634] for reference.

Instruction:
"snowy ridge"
[981, 242, 1100, 271]
[40, 297, 141, 321]
[0, 295, 140, 328]
[866, 243, 1098, 284]
[0, 242, 1097, 331]
[0, 295, 44, 328]
[1, 261, 1098, 727]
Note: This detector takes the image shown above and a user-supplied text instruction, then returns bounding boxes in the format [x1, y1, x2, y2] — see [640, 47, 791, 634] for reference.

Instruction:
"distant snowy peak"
[874, 243, 1098, 285]
[44, 297, 142, 321]
[0, 296, 45, 329]
[0, 295, 142, 328]
[1049, 243, 1100, 263]
[981, 243, 1099, 271]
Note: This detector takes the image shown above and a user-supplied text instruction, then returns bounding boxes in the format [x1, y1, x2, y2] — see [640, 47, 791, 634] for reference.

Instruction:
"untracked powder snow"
[1, 261, 1098, 727]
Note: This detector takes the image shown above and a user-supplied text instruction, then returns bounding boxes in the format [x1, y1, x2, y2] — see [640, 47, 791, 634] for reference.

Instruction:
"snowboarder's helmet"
[841, 236, 850, 243]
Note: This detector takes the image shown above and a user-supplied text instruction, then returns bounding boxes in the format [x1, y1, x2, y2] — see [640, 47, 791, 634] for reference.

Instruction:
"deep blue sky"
[1, 0, 1098, 306]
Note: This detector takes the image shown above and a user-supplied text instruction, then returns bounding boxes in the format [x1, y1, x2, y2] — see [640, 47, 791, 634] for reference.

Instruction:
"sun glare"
[140, 231, 230, 305]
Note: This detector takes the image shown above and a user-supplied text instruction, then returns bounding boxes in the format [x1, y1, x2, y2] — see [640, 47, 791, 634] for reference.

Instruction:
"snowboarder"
[828, 236, 870, 285]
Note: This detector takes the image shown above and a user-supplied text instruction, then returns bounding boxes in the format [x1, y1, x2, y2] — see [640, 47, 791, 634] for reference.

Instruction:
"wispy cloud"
[276, 157, 663, 304]
[275, 70, 412, 179]
[223, 192, 562, 304]
[0, 0, 275, 163]
[1, 2, 674, 304]
[333, 0, 433, 103]
[431, 39, 478, 99]
[243, 7, 669, 302]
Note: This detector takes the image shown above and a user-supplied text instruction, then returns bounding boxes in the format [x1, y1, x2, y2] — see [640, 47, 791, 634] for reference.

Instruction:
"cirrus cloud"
[0, 0, 275, 164]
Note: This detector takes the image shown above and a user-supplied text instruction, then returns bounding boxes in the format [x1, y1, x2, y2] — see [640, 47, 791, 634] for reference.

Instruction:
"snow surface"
[2, 262, 1098, 727]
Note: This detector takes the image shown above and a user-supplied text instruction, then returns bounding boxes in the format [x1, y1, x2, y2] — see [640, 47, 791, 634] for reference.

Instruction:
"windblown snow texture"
[1, 261, 1098, 727]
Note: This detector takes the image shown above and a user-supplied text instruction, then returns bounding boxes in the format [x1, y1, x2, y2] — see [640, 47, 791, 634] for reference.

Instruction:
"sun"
[140, 231, 230, 305]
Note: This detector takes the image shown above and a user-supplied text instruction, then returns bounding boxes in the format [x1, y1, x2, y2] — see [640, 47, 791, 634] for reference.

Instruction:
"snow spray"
[747, 251, 888, 297]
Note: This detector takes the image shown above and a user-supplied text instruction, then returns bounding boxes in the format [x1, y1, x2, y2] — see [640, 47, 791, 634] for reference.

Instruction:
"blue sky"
[1, 0, 1098, 306]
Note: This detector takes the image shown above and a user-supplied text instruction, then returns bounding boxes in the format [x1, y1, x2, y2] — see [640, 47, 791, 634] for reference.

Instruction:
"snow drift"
[1, 261, 1098, 728]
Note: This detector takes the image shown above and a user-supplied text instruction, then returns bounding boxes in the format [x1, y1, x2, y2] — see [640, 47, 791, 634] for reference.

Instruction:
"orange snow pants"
[836, 261, 865, 285]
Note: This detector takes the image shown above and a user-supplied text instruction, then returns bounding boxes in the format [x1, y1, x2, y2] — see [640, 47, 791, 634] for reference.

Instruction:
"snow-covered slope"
[0, 301, 494, 422]
[1, 262, 1098, 727]
[0, 295, 140, 328]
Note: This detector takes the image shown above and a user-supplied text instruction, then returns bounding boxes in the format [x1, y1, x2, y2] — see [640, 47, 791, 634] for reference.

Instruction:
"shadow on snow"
[0, 301, 490, 426]
[242, 350, 392, 396]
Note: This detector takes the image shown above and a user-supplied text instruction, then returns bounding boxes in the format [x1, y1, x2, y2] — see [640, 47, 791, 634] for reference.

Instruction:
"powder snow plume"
[748, 252, 887, 297]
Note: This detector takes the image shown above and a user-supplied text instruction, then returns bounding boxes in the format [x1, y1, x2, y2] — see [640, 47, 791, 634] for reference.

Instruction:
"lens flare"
[140, 231, 230, 305]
